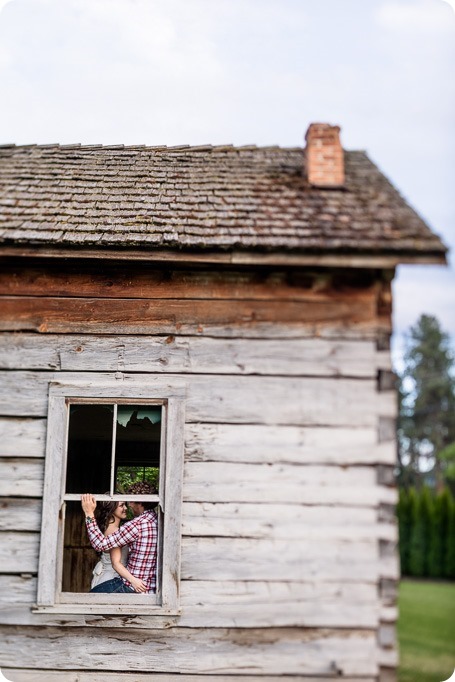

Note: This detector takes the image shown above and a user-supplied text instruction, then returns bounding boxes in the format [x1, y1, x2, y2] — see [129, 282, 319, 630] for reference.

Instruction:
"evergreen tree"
[408, 488, 424, 576]
[397, 375, 420, 488]
[438, 488, 452, 576]
[407, 487, 433, 576]
[398, 315, 455, 490]
[445, 495, 455, 579]
[439, 442, 455, 495]
[397, 489, 412, 575]
[428, 490, 443, 577]
[420, 487, 433, 576]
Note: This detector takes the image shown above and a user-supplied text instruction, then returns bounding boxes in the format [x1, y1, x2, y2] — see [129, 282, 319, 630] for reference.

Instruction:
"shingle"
[0, 143, 447, 257]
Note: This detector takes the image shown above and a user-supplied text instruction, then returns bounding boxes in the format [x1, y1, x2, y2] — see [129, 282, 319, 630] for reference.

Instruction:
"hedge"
[397, 487, 455, 579]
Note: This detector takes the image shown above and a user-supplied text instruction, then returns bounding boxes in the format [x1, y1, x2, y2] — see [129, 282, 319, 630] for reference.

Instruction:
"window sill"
[59, 592, 159, 606]
[32, 602, 181, 619]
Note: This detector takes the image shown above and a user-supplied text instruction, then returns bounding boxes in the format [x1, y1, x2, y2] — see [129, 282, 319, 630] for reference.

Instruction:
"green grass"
[398, 579, 455, 682]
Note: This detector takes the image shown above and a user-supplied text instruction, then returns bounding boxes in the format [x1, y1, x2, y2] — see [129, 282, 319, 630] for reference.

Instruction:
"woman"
[90, 500, 147, 593]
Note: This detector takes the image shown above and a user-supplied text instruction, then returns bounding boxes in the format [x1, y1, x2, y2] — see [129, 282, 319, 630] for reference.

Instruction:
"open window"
[36, 380, 185, 615]
[63, 402, 162, 594]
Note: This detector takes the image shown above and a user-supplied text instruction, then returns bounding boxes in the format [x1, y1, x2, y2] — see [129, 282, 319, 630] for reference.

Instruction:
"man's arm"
[81, 494, 139, 552]
[86, 517, 139, 552]
[109, 548, 147, 593]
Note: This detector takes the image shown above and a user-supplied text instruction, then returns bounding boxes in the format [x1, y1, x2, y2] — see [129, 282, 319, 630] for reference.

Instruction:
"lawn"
[398, 579, 455, 682]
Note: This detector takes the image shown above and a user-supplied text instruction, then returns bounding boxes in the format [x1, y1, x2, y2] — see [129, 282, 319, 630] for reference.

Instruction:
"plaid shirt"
[86, 510, 158, 593]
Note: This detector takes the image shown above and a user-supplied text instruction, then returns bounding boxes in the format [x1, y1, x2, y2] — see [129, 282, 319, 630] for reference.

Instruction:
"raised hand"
[81, 493, 97, 517]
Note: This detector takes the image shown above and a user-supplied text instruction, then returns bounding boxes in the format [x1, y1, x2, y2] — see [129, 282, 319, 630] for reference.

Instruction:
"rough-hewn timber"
[0, 625, 378, 675]
[0, 260, 398, 681]
[3, 672, 377, 682]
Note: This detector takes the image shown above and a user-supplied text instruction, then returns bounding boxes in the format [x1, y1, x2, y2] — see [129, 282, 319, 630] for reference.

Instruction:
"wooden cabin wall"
[0, 259, 398, 682]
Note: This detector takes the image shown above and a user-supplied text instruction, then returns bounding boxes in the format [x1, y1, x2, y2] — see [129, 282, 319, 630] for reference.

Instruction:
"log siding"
[0, 261, 398, 681]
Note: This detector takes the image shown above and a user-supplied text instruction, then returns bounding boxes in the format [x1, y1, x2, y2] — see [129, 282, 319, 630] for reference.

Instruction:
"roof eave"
[0, 244, 447, 268]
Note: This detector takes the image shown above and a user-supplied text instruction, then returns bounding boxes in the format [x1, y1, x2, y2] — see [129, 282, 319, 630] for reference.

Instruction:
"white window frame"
[35, 379, 185, 615]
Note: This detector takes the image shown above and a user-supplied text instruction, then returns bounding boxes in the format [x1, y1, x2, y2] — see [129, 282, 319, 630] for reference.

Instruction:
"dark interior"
[62, 403, 161, 592]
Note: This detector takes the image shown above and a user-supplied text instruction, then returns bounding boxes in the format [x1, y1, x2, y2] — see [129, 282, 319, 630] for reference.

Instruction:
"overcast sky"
[0, 0, 454, 364]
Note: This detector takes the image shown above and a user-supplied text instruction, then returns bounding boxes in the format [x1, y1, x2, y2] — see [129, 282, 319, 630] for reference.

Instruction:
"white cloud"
[392, 263, 455, 369]
[393, 265, 455, 338]
[0, 0, 229, 144]
[375, 0, 454, 32]
[0, 0, 312, 145]
[0, 0, 453, 343]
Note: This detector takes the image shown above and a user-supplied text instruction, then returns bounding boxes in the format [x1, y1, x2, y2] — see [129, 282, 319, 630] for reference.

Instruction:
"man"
[81, 481, 158, 594]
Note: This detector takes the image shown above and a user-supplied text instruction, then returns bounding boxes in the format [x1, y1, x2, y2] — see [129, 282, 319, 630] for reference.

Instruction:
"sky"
[0, 0, 454, 366]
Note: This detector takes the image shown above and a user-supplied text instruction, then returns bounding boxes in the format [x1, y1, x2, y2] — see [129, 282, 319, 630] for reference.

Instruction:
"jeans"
[90, 577, 135, 593]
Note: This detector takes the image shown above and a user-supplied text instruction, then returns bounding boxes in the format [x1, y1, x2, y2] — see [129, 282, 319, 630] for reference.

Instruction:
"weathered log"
[0, 579, 380, 629]
[0, 532, 39, 573]
[0, 498, 42, 531]
[185, 423, 395, 465]
[0, 417, 46, 457]
[182, 502, 396, 540]
[0, 458, 44, 497]
[0, 333, 380, 378]
[0, 263, 380, 302]
[0, 625, 378, 675]
[0, 295, 380, 336]
[1, 671, 376, 682]
[0, 371, 395, 428]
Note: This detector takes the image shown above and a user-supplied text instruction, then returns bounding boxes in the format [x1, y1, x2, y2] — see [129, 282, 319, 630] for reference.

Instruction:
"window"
[36, 379, 185, 614]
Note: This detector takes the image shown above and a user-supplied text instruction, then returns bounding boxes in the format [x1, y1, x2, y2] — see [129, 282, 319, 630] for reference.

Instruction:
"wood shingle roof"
[0, 143, 447, 262]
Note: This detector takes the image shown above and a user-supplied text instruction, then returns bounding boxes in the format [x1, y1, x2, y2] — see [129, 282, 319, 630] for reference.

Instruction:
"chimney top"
[304, 123, 345, 188]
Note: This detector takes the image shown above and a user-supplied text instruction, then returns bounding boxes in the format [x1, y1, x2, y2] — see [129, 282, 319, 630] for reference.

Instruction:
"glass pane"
[115, 405, 161, 493]
[65, 404, 114, 494]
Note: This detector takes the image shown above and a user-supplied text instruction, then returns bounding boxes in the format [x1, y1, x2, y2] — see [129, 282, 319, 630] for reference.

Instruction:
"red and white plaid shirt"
[86, 510, 158, 593]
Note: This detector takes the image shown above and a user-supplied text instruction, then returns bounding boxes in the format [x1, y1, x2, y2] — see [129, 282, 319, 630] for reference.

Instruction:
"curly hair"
[127, 481, 157, 496]
[127, 481, 157, 510]
[95, 500, 120, 534]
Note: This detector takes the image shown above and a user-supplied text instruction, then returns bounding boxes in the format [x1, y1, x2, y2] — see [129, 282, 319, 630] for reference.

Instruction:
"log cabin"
[0, 123, 447, 682]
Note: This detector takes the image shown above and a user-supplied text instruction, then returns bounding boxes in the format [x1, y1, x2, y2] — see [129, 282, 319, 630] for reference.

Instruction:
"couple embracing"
[81, 481, 157, 594]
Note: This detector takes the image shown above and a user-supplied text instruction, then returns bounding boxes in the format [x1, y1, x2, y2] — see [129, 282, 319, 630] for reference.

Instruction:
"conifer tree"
[439, 442, 455, 495]
[420, 487, 433, 576]
[397, 489, 412, 575]
[408, 488, 424, 576]
[445, 495, 455, 579]
[438, 488, 452, 576]
[428, 490, 443, 577]
[398, 315, 455, 489]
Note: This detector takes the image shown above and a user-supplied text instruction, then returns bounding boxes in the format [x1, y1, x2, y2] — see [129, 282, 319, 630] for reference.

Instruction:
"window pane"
[115, 405, 161, 493]
[65, 404, 114, 494]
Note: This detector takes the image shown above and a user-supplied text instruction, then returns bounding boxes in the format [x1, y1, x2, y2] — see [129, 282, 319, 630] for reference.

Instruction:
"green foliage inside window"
[116, 466, 160, 493]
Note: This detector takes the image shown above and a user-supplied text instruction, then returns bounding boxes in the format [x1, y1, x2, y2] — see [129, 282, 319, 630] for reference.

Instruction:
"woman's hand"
[81, 493, 97, 517]
[128, 576, 147, 593]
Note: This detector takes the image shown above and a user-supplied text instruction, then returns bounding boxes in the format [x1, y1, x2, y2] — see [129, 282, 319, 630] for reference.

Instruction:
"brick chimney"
[304, 123, 345, 187]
